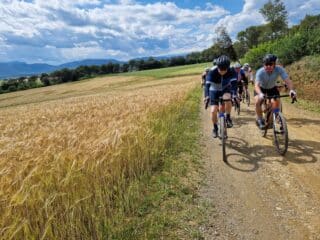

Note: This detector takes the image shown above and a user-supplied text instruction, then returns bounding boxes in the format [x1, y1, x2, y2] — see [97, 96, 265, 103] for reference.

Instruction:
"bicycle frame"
[218, 97, 232, 162]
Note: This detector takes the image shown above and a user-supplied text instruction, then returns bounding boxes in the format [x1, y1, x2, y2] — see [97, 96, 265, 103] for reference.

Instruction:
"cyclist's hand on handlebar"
[258, 92, 264, 100]
[290, 90, 297, 103]
[290, 90, 297, 98]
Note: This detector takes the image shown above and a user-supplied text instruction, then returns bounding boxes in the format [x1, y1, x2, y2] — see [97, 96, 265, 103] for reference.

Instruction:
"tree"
[259, 0, 288, 40]
[213, 26, 237, 60]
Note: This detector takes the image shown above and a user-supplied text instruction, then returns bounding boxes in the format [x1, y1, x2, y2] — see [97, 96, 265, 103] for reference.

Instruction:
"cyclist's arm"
[254, 81, 262, 95]
[204, 74, 211, 98]
[283, 78, 294, 91]
[278, 66, 294, 91]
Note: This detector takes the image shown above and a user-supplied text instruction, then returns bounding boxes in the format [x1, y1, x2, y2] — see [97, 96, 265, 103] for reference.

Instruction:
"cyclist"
[254, 54, 296, 129]
[201, 67, 210, 88]
[242, 63, 254, 85]
[204, 55, 237, 138]
[234, 62, 248, 101]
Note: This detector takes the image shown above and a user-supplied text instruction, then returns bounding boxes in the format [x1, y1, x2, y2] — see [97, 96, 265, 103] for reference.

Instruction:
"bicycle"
[218, 97, 232, 162]
[242, 82, 250, 107]
[260, 94, 296, 155]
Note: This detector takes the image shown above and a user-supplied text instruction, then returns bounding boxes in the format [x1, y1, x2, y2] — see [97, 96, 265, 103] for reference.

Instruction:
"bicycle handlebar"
[264, 94, 297, 104]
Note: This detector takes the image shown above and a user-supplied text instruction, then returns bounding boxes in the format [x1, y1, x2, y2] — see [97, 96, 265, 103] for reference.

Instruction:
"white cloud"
[0, 0, 318, 64]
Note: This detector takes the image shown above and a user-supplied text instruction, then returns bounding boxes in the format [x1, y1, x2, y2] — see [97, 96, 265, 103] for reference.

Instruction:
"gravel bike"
[260, 94, 296, 155]
[218, 97, 232, 162]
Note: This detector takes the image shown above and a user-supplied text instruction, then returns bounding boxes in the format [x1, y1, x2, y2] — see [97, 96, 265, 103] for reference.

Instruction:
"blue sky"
[0, 0, 319, 65]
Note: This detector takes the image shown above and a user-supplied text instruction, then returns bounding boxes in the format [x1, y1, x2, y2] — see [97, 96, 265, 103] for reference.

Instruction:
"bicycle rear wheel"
[246, 90, 250, 107]
[219, 117, 227, 162]
[236, 100, 240, 115]
[273, 112, 288, 155]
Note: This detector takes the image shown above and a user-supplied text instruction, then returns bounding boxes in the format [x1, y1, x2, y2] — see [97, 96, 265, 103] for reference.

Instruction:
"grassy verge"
[121, 62, 211, 79]
[104, 87, 206, 239]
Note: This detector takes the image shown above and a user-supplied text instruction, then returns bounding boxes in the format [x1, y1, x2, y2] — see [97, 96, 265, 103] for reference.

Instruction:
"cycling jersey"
[204, 67, 237, 105]
[255, 66, 288, 89]
[242, 67, 253, 82]
[237, 69, 248, 85]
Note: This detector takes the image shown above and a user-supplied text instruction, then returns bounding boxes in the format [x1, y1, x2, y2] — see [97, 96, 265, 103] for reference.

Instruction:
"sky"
[0, 0, 319, 65]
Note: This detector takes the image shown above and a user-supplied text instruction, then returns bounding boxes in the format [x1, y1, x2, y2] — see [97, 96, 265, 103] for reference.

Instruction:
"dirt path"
[199, 98, 320, 240]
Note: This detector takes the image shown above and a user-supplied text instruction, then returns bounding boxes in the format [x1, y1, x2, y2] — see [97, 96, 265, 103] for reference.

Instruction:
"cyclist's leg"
[269, 87, 281, 111]
[223, 92, 233, 127]
[254, 88, 266, 128]
[238, 84, 243, 100]
[210, 91, 220, 137]
[254, 89, 263, 119]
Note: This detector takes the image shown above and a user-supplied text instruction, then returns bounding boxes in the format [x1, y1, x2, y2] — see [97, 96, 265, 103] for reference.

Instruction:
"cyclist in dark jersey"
[234, 62, 248, 101]
[204, 55, 237, 138]
[201, 67, 210, 88]
[254, 54, 297, 129]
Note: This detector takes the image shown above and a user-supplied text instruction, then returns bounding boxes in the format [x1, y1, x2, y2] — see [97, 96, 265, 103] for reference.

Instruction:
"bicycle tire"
[246, 91, 250, 107]
[219, 117, 227, 162]
[273, 112, 288, 155]
[236, 100, 240, 115]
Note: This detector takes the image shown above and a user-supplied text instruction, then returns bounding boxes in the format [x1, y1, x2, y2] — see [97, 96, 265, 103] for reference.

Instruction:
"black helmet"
[263, 54, 277, 64]
[216, 55, 230, 70]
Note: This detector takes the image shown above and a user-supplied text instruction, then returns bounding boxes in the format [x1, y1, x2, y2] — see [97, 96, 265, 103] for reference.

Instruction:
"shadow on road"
[287, 117, 320, 127]
[224, 137, 319, 172]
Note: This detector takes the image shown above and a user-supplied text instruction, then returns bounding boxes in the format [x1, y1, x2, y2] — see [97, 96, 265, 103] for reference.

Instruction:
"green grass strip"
[103, 87, 207, 239]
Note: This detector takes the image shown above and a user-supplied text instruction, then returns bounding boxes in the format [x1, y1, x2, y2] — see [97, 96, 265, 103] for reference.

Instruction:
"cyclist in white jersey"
[254, 54, 297, 129]
[242, 63, 254, 84]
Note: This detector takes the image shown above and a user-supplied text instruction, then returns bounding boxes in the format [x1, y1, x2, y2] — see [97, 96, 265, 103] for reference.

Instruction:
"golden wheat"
[0, 75, 198, 239]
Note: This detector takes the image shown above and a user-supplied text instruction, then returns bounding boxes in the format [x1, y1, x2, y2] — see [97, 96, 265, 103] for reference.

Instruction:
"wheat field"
[0, 74, 198, 239]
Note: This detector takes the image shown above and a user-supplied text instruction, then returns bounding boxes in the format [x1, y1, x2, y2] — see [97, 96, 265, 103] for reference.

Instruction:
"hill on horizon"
[0, 59, 122, 79]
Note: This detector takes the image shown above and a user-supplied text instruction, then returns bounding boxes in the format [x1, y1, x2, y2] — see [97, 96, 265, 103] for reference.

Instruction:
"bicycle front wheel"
[273, 112, 288, 155]
[219, 117, 227, 162]
[246, 91, 250, 107]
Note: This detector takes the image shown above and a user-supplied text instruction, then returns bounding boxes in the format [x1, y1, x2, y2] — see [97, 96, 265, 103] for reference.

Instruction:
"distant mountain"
[58, 59, 122, 69]
[0, 59, 123, 79]
[0, 61, 57, 79]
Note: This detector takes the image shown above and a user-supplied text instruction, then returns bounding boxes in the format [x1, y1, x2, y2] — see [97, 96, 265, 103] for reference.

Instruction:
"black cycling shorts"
[254, 86, 280, 97]
[209, 90, 230, 106]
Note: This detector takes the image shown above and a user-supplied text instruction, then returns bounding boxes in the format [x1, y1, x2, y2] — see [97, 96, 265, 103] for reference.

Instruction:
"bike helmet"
[243, 63, 249, 68]
[216, 55, 230, 70]
[234, 62, 242, 68]
[263, 54, 277, 64]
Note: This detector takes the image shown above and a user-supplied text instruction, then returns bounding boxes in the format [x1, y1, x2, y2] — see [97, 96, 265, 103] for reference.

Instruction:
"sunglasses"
[264, 62, 275, 66]
[218, 67, 227, 71]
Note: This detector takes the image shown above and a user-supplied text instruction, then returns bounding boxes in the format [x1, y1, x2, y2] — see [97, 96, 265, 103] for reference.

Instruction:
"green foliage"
[306, 28, 320, 55]
[243, 14, 320, 69]
[259, 0, 288, 39]
[242, 42, 272, 69]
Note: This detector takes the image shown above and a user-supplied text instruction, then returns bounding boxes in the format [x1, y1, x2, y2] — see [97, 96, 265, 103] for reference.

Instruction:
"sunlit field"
[0, 65, 202, 239]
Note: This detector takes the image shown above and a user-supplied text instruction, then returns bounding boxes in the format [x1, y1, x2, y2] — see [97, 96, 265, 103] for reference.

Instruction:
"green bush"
[306, 28, 320, 54]
[273, 33, 308, 66]
[242, 42, 273, 69]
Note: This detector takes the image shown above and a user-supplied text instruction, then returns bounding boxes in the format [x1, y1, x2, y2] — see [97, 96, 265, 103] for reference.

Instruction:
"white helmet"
[234, 62, 241, 68]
